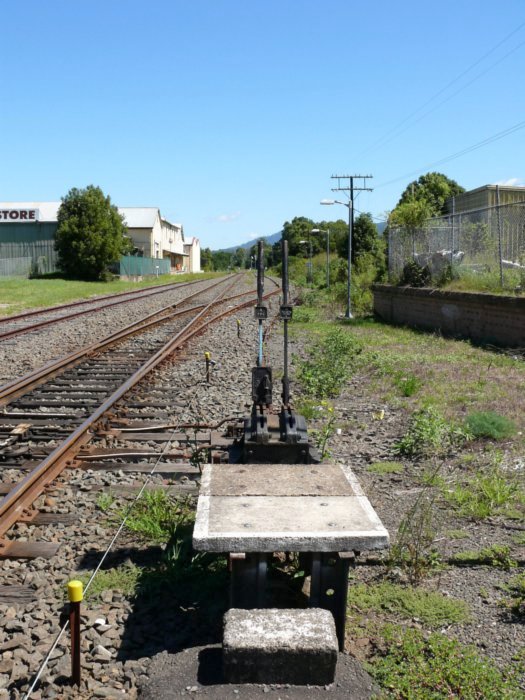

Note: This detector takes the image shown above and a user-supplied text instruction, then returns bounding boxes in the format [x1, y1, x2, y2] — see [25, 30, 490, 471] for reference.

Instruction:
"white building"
[0, 201, 201, 275]
[119, 207, 191, 271]
[183, 236, 201, 273]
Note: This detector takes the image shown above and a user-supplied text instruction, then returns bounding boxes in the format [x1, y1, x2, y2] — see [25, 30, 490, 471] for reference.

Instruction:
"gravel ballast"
[1, 279, 524, 698]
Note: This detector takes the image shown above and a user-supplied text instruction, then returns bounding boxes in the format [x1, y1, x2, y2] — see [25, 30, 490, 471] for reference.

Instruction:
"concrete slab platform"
[193, 463, 389, 553]
[223, 608, 338, 685]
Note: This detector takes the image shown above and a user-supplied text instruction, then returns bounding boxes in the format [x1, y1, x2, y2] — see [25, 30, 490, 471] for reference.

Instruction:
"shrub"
[399, 260, 431, 287]
[295, 328, 362, 399]
[465, 411, 517, 440]
[395, 406, 470, 458]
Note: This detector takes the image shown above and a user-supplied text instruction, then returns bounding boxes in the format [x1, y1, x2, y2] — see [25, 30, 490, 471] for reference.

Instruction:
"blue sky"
[1, 1, 524, 249]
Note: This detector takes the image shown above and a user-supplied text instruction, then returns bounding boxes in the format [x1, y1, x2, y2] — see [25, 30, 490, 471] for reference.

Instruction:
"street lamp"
[321, 198, 353, 318]
[311, 228, 330, 289]
[298, 239, 313, 285]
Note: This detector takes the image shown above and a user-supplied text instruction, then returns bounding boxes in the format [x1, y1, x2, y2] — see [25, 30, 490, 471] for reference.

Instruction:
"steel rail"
[0, 276, 262, 406]
[0, 276, 231, 342]
[0, 281, 280, 536]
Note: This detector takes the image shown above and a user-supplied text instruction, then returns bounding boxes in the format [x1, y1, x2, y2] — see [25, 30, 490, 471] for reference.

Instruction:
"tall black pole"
[281, 239, 290, 406]
[257, 241, 264, 365]
[346, 178, 353, 318]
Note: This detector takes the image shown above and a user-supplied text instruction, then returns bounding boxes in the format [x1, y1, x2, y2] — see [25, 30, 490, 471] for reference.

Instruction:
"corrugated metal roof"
[119, 207, 160, 228]
[0, 202, 60, 222]
[0, 202, 181, 231]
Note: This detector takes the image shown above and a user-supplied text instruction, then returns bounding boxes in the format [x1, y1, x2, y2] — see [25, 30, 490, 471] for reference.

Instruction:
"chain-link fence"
[388, 201, 525, 288]
[0, 240, 58, 277]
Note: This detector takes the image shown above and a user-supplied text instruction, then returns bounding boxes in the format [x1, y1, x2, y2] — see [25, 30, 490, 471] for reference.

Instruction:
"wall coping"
[373, 284, 525, 309]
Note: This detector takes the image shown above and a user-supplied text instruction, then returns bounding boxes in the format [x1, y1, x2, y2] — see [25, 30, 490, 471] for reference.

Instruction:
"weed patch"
[394, 373, 421, 397]
[368, 625, 522, 699]
[308, 401, 337, 459]
[389, 489, 443, 584]
[119, 491, 194, 544]
[502, 572, 525, 618]
[294, 327, 362, 399]
[368, 461, 404, 475]
[96, 492, 115, 512]
[450, 545, 517, 570]
[348, 582, 469, 627]
[443, 467, 522, 520]
[395, 406, 471, 458]
[465, 411, 517, 440]
[80, 562, 141, 600]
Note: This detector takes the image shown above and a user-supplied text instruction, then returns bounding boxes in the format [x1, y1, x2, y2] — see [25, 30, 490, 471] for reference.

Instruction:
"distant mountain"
[376, 221, 388, 235]
[219, 231, 282, 253]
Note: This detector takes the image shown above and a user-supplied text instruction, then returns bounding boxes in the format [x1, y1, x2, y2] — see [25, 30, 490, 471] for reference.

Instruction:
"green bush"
[465, 411, 517, 440]
[395, 406, 471, 458]
[295, 328, 362, 399]
[399, 260, 431, 287]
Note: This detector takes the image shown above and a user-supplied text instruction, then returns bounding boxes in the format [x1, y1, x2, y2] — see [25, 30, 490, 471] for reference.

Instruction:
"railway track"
[0, 273, 280, 550]
[0, 271, 289, 698]
[0, 277, 219, 342]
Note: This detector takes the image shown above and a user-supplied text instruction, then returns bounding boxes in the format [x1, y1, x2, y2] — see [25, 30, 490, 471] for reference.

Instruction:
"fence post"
[450, 197, 455, 267]
[496, 186, 504, 287]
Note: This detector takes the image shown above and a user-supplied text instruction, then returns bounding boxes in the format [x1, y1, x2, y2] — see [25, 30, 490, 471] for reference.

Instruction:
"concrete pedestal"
[223, 608, 338, 685]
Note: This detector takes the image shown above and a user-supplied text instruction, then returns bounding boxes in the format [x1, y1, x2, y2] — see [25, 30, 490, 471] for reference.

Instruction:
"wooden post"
[67, 580, 83, 686]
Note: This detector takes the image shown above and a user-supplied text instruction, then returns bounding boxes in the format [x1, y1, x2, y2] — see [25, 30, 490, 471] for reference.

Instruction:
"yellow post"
[236, 318, 241, 338]
[67, 580, 83, 686]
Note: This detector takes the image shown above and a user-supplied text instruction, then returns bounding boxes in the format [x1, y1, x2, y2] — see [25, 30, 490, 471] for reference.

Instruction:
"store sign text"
[0, 209, 40, 222]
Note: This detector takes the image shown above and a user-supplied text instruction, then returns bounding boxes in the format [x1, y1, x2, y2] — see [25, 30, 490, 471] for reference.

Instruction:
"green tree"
[55, 185, 131, 280]
[396, 172, 465, 217]
[281, 216, 317, 256]
[201, 247, 213, 270]
[211, 250, 233, 270]
[390, 199, 431, 232]
[247, 240, 274, 269]
[389, 199, 432, 264]
[336, 213, 383, 265]
[231, 247, 247, 268]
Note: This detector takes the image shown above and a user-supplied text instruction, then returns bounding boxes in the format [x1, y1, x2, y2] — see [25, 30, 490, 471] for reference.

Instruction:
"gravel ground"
[1, 281, 524, 698]
[0, 277, 222, 384]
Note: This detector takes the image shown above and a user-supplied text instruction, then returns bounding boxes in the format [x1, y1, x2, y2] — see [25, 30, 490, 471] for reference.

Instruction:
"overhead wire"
[375, 119, 525, 189]
[357, 19, 525, 157]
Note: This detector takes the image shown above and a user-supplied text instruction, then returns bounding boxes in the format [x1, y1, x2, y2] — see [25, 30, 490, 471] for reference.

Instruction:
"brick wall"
[373, 285, 525, 348]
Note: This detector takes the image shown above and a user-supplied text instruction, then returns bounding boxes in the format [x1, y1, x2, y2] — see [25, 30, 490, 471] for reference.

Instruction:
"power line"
[357, 20, 525, 157]
[375, 119, 525, 189]
[330, 174, 373, 318]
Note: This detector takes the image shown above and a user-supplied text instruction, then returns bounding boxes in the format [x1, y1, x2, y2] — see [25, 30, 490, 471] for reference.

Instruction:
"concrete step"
[223, 608, 338, 685]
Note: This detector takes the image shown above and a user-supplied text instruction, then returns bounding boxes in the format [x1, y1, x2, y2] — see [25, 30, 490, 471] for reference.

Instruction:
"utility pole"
[331, 174, 373, 318]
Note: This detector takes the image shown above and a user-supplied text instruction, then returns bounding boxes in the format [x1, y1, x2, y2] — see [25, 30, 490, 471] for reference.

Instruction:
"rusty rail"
[0, 276, 229, 342]
[0, 279, 280, 537]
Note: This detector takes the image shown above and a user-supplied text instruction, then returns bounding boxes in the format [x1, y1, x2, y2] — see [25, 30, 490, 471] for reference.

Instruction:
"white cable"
[23, 424, 183, 699]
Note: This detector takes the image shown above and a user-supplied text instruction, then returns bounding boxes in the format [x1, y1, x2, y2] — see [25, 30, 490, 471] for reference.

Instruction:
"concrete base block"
[223, 608, 338, 685]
